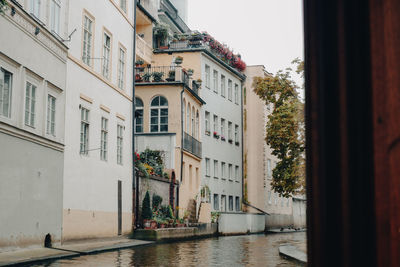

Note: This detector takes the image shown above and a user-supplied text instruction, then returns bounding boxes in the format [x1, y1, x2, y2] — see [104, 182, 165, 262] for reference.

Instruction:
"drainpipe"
[132, 0, 138, 229]
[241, 80, 245, 211]
[178, 84, 185, 216]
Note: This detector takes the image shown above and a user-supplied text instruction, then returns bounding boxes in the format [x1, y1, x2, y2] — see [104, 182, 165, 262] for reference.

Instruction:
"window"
[181, 162, 185, 182]
[235, 125, 239, 143]
[117, 125, 123, 165]
[102, 32, 111, 79]
[235, 166, 239, 181]
[118, 47, 126, 89]
[205, 111, 210, 134]
[267, 159, 272, 178]
[82, 15, 93, 66]
[195, 111, 199, 139]
[268, 191, 272, 204]
[135, 97, 143, 133]
[186, 103, 190, 133]
[205, 65, 210, 88]
[274, 193, 278, 205]
[221, 162, 226, 179]
[46, 95, 56, 136]
[213, 70, 218, 93]
[150, 96, 168, 132]
[214, 160, 218, 178]
[0, 68, 12, 118]
[100, 117, 108, 161]
[221, 118, 225, 139]
[234, 84, 239, 104]
[30, 0, 40, 18]
[228, 79, 233, 101]
[50, 0, 61, 34]
[229, 196, 233, 211]
[228, 164, 233, 180]
[205, 158, 210, 176]
[25, 82, 36, 127]
[213, 194, 219, 210]
[120, 0, 127, 12]
[221, 75, 226, 97]
[213, 115, 218, 133]
[235, 197, 240, 211]
[191, 107, 195, 136]
[228, 122, 232, 141]
[80, 108, 90, 155]
[287, 198, 290, 207]
[221, 195, 226, 211]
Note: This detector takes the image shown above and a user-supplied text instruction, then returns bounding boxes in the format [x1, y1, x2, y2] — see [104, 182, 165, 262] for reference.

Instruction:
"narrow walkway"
[0, 237, 153, 266]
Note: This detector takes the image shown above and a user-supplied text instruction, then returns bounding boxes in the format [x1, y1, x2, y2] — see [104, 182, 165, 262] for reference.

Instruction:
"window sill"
[213, 176, 218, 179]
[205, 175, 210, 177]
[235, 180, 240, 183]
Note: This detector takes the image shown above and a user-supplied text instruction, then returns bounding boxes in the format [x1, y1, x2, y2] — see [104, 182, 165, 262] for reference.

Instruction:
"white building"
[62, 0, 134, 240]
[0, 0, 68, 250]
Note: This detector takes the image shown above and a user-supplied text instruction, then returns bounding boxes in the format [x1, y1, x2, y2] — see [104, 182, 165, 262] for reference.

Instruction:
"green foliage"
[159, 205, 174, 219]
[141, 191, 153, 220]
[253, 60, 305, 197]
[152, 72, 164, 82]
[139, 149, 164, 176]
[142, 73, 152, 82]
[152, 194, 163, 210]
[211, 212, 220, 223]
[0, 0, 8, 14]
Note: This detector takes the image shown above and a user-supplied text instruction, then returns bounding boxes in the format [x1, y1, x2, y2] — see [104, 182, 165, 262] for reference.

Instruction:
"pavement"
[279, 244, 307, 264]
[0, 237, 154, 266]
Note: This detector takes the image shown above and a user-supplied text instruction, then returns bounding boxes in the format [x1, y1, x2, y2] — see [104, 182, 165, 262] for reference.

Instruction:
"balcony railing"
[183, 132, 202, 158]
[159, 0, 190, 33]
[136, 34, 153, 63]
[135, 65, 188, 83]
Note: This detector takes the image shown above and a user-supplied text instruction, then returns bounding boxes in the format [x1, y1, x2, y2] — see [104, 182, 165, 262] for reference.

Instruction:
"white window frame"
[0, 68, 13, 118]
[82, 14, 93, 66]
[50, 0, 61, 34]
[102, 32, 112, 79]
[80, 107, 90, 155]
[46, 94, 56, 136]
[150, 96, 168, 133]
[118, 46, 126, 90]
[25, 81, 37, 127]
[228, 122, 232, 141]
[205, 65, 210, 88]
[205, 158, 210, 176]
[220, 118, 225, 139]
[191, 107, 195, 136]
[235, 124, 239, 143]
[195, 111, 199, 139]
[213, 115, 218, 133]
[228, 164, 233, 180]
[100, 117, 108, 161]
[117, 124, 124, 165]
[221, 162, 226, 179]
[235, 165, 239, 181]
[213, 70, 218, 93]
[221, 75, 226, 97]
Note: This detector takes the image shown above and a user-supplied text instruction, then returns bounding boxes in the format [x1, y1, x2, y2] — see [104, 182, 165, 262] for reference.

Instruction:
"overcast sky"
[187, 0, 304, 77]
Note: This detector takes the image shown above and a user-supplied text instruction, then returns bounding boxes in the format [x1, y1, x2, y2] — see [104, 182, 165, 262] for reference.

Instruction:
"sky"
[187, 0, 304, 80]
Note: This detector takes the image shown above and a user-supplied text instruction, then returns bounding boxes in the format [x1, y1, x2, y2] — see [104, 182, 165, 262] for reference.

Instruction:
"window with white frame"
[186, 103, 190, 133]
[220, 118, 225, 139]
[120, 0, 127, 12]
[25, 82, 36, 127]
[205, 158, 210, 176]
[221, 162, 226, 179]
[235, 124, 239, 143]
[229, 196, 233, 211]
[267, 159, 272, 178]
[117, 124, 123, 165]
[228, 121, 232, 141]
[228, 79, 233, 101]
[213, 194, 219, 210]
[80, 107, 90, 155]
[235, 165, 239, 181]
[235, 196, 240, 211]
[213, 115, 218, 133]
[191, 107, 195, 136]
[30, 0, 41, 18]
[195, 111, 199, 139]
[228, 164, 233, 180]
[205, 65, 210, 88]
[205, 111, 210, 134]
[0, 68, 13, 118]
[46, 95, 56, 136]
[82, 15, 93, 66]
[118, 47, 126, 89]
[214, 160, 218, 178]
[102, 32, 111, 79]
[221, 75, 226, 97]
[100, 117, 108, 161]
[234, 83, 239, 104]
[50, 0, 60, 34]
[150, 96, 168, 132]
[213, 70, 218, 93]
[135, 97, 143, 133]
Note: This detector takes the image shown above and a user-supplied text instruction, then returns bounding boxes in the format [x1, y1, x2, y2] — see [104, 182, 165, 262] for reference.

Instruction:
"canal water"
[29, 232, 306, 267]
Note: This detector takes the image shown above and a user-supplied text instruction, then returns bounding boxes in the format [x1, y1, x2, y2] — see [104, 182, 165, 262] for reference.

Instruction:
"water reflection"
[29, 232, 306, 267]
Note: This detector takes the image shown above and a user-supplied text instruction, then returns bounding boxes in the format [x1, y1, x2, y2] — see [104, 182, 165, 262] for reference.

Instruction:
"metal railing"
[159, 0, 190, 33]
[183, 132, 202, 158]
[135, 65, 189, 85]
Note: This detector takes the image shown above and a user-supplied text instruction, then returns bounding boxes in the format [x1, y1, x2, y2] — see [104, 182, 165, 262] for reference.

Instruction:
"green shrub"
[142, 191, 153, 220]
[152, 194, 163, 211]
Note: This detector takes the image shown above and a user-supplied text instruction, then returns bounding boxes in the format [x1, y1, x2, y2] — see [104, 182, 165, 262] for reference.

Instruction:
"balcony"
[137, 0, 159, 21]
[183, 132, 202, 158]
[136, 34, 152, 64]
[159, 0, 190, 33]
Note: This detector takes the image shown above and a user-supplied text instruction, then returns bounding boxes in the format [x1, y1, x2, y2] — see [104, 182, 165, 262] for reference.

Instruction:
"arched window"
[135, 97, 144, 133]
[186, 103, 190, 134]
[150, 96, 168, 132]
[196, 111, 199, 139]
[192, 106, 195, 136]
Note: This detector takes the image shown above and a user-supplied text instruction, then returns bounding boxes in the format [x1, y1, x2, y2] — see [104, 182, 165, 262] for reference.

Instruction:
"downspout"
[241, 80, 245, 210]
[178, 84, 185, 215]
[132, 0, 138, 229]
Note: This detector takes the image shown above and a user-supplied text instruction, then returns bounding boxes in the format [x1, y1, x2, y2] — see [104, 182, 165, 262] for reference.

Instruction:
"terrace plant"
[174, 56, 183, 65]
[142, 191, 153, 221]
[152, 71, 164, 82]
[143, 73, 152, 82]
[0, 0, 7, 14]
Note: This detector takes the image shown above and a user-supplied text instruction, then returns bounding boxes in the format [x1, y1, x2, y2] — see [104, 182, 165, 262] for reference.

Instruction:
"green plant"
[168, 70, 175, 77]
[0, 0, 7, 15]
[139, 149, 164, 176]
[143, 73, 152, 82]
[142, 191, 153, 220]
[152, 72, 164, 82]
[152, 194, 163, 210]
[135, 59, 144, 66]
[187, 69, 194, 75]
[174, 56, 183, 65]
[211, 211, 220, 223]
[163, 172, 170, 179]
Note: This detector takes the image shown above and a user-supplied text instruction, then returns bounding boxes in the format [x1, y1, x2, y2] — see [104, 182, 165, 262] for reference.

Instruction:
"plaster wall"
[218, 213, 265, 234]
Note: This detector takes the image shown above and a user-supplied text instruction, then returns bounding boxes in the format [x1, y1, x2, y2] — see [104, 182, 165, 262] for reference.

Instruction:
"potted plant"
[196, 79, 202, 87]
[205, 130, 211, 136]
[235, 141, 240, 146]
[166, 70, 175, 82]
[228, 139, 233, 144]
[154, 23, 169, 49]
[187, 69, 194, 76]
[213, 131, 220, 139]
[135, 74, 142, 82]
[221, 135, 226, 141]
[142, 191, 153, 229]
[135, 59, 144, 67]
[175, 56, 183, 65]
[143, 73, 152, 82]
[152, 72, 164, 82]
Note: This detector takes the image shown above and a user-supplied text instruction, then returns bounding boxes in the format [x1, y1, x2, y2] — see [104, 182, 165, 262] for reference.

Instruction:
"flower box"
[228, 139, 233, 144]
[221, 136, 226, 141]
[205, 130, 211, 136]
[213, 132, 220, 139]
[235, 141, 240, 146]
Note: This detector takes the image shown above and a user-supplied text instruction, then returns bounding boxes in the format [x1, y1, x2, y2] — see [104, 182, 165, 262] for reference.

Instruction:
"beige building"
[244, 65, 293, 228]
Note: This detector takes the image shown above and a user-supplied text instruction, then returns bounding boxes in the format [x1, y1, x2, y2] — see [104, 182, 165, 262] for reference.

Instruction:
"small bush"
[152, 194, 163, 210]
[142, 191, 153, 220]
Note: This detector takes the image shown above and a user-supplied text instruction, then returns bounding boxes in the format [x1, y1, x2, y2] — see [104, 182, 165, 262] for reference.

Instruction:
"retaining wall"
[218, 213, 265, 235]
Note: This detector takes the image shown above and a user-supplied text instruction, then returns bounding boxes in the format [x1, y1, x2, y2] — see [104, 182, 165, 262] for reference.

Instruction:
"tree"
[141, 191, 153, 220]
[253, 59, 305, 197]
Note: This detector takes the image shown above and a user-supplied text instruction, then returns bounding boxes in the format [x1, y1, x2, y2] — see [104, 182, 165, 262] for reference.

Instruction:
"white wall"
[218, 213, 265, 234]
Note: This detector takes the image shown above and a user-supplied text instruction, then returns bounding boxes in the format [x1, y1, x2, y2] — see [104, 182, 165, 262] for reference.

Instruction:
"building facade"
[244, 65, 293, 228]
[62, 0, 134, 240]
[0, 0, 67, 250]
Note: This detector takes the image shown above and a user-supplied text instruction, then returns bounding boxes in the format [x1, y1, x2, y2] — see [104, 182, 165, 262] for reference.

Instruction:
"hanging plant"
[0, 0, 8, 14]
